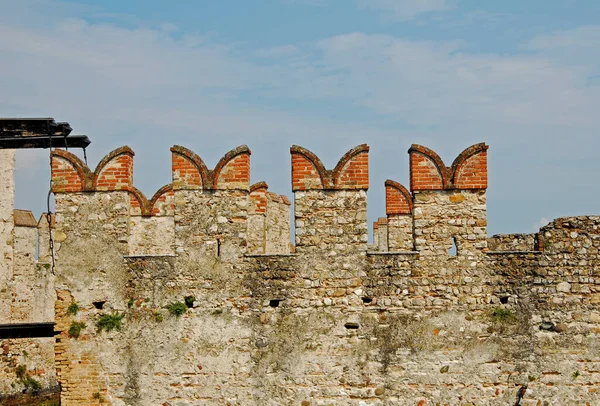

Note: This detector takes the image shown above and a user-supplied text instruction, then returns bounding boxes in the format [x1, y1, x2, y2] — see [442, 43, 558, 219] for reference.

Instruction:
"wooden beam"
[0, 135, 91, 149]
[0, 323, 56, 338]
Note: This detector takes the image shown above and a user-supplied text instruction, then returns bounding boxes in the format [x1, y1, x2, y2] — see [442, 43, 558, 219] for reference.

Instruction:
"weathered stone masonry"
[1, 140, 600, 405]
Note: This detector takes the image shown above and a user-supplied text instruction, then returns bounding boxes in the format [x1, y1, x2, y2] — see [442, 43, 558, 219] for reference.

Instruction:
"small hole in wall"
[217, 239, 221, 257]
[362, 297, 373, 304]
[344, 322, 360, 330]
[448, 237, 458, 256]
[184, 296, 195, 308]
[92, 301, 106, 309]
[500, 296, 509, 304]
[269, 299, 281, 308]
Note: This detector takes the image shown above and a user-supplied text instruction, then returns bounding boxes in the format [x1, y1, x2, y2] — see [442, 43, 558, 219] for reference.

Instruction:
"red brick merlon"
[52, 146, 135, 193]
[409, 143, 488, 191]
[171, 145, 251, 191]
[212, 145, 251, 190]
[171, 145, 210, 189]
[93, 146, 134, 191]
[291, 144, 369, 191]
[51, 149, 94, 192]
[249, 181, 269, 215]
[385, 180, 413, 215]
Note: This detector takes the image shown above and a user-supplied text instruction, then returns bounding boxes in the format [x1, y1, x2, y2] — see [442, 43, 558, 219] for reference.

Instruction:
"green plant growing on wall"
[167, 301, 187, 317]
[15, 365, 26, 378]
[127, 298, 134, 308]
[96, 313, 125, 333]
[572, 370, 580, 379]
[66, 301, 80, 316]
[491, 307, 517, 324]
[153, 311, 164, 322]
[92, 391, 105, 402]
[15, 364, 41, 391]
[68, 321, 86, 339]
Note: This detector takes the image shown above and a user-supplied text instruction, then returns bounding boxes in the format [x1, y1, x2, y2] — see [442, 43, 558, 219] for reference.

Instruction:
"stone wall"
[0, 149, 15, 323]
[45, 142, 600, 405]
[2, 141, 600, 405]
[487, 233, 537, 252]
[0, 337, 57, 395]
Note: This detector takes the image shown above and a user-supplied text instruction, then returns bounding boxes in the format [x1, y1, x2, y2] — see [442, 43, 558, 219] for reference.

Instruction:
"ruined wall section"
[374, 218, 388, 251]
[11, 210, 54, 323]
[248, 182, 268, 254]
[247, 182, 291, 255]
[385, 180, 413, 251]
[0, 149, 58, 396]
[5, 214, 58, 396]
[487, 233, 538, 251]
[0, 209, 58, 397]
[265, 192, 291, 254]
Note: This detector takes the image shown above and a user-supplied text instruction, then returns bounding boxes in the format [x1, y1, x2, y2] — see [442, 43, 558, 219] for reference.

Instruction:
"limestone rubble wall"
[48, 143, 600, 405]
[1, 141, 599, 405]
[0, 150, 15, 323]
[487, 233, 537, 251]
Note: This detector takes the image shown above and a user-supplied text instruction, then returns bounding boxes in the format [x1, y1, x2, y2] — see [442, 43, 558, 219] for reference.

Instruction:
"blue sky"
[2, 0, 600, 237]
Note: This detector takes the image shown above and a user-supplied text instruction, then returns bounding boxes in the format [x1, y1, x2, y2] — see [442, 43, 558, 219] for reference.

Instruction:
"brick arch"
[149, 184, 174, 216]
[384, 180, 413, 215]
[212, 145, 251, 190]
[128, 186, 150, 216]
[170, 145, 211, 189]
[51, 149, 94, 192]
[449, 143, 488, 189]
[332, 144, 369, 190]
[408, 144, 448, 190]
[93, 146, 134, 191]
[290, 145, 328, 190]
[250, 181, 268, 193]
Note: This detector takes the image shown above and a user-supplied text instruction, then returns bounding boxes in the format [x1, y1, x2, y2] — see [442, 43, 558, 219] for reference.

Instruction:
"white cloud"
[356, 0, 451, 20]
[256, 45, 300, 58]
[522, 25, 600, 72]
[524, 25, 600, 53]
[532, 217, 550, 232]
[305, 31, 600, 130]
